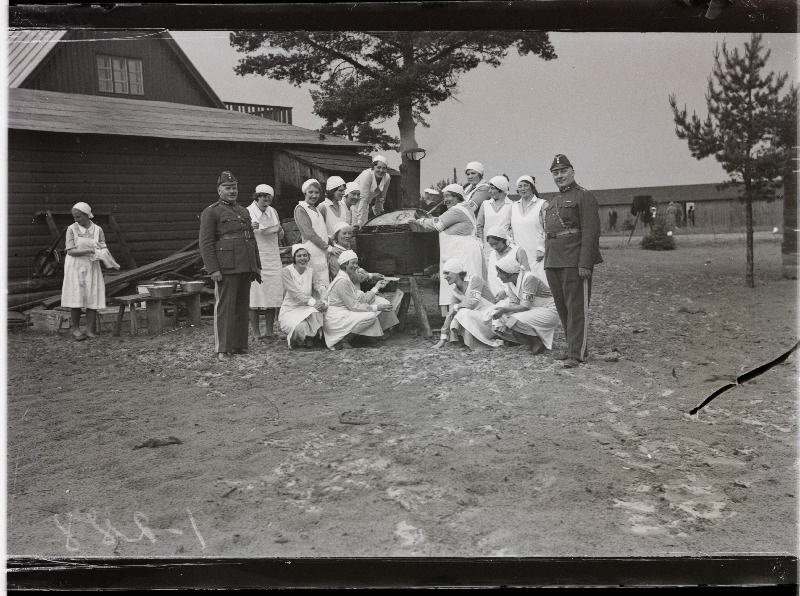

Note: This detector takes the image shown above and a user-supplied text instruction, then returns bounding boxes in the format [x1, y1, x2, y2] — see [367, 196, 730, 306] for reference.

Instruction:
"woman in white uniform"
[433, 258, 501, 350]
[410, 184, 484, 316]
[489, 252, 559, 355]
[324, 250, 396, 350]
[278, 245, 328, 348]
[294, 178, 340, 289]
[484, 225, 531, 299]
[322, 176, 348, 238]
[61, 201, 112, 340]
[247, 184, 284, 340]
[476, 175, 513, 261]
[509, 175, 548, 284]
[462, 161, 492, 214]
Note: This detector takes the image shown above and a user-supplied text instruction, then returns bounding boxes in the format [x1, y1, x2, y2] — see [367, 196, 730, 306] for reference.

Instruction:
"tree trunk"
[782, 161, 798, 279]
[397, 99, 420, 209]
[745, 195, 755, 288]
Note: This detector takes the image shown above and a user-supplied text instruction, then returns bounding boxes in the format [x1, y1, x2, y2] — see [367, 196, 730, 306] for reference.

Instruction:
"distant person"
[666, 202, 678, 232]
[354, 155, 391, 227]
[544, 154, 602, 369]
[687, 205, 695, 226]
[420, 188, 441, 212]
[608, 209, 618, 231]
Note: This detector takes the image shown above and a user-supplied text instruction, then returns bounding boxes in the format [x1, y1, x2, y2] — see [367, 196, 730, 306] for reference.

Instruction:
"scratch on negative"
[186, 508, 206, 550]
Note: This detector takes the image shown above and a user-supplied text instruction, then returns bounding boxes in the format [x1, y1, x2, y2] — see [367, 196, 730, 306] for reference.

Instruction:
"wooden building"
[536, 182, 784, 234]
[7, 30, 388, 281]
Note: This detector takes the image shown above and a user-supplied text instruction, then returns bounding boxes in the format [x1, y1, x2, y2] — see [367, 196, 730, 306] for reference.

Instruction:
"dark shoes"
[216, 352, 234, 362]
[563, 358, 581, 369]
[554, 352, 570, 361]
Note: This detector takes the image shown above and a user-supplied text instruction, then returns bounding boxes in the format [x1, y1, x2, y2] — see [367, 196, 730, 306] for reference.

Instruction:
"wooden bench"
[395, 276, 432, 339]
[109, 291, 202, 337]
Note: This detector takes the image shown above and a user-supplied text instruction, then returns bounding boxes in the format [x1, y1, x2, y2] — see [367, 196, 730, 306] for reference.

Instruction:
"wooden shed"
[7, 88, 370, 281]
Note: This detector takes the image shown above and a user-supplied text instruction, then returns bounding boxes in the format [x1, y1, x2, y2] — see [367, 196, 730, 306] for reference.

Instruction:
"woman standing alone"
[247, 184, 284, 339]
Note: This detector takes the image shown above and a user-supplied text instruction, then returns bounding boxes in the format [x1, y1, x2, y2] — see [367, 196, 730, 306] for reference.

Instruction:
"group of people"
[199, 165, 402, 361]
[409, 154, 602, 368]
[198, 153, 601, 368]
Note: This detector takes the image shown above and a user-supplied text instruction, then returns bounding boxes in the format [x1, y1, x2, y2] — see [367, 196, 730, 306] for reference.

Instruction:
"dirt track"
[6, 235, 797, 558]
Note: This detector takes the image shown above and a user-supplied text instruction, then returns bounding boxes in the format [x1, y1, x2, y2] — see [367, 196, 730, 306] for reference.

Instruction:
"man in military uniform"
[543, 154, 602, 368]
[199, 171, 262, 361]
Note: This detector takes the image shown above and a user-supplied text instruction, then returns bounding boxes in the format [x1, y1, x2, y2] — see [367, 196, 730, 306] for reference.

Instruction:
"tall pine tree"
[669, 33, 796, 287]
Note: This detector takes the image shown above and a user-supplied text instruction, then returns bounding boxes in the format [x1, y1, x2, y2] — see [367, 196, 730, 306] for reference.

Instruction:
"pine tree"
[669, 33, 796, 288]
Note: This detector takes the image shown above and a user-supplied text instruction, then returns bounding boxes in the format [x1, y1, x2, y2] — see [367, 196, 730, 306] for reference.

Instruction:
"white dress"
[247, 202, 283, 308]
[479, 197, 513, 260]
[490, 271, 560, 349]
[322, 198, 347, 237]
[61, 222, 107, 310]
[486, 245, 522, 299]
[296, 201, 331, 288]
[278, 264, 325, 346]
[449, 275, 503, 349]
[437, 204, 484, 307]
[510, 197, 548, 284]
[323, 270, 390, 347]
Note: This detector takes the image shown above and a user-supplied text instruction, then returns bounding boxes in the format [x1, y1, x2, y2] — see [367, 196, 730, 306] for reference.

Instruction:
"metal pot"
[355, 209, 439, 276]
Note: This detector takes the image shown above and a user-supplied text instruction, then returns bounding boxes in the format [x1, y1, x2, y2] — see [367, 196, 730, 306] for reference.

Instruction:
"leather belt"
[547, 228, 580, 239]
[216, 230, 253, 240]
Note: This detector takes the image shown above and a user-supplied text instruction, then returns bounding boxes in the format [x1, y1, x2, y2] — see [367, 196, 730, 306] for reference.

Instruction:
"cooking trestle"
[354, 209, 438, 338]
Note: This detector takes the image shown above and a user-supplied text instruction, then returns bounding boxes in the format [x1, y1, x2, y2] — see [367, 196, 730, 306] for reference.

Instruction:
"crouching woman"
[490, 253, 559, 354]
[324, 250, 397, 350]
[278, 244, 328, 348]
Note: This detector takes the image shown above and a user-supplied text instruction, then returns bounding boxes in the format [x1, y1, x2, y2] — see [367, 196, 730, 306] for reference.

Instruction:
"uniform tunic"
[542, 181, 602, 361]
[199, 200, 262, 354]
[246, 201, 283, 309]
[354, 169, 391, 227]
[61, 222, 107, 310]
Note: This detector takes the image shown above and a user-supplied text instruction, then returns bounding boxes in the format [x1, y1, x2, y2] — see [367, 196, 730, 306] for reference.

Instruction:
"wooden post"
[146, 299, 164, 335]
[114, 304, 126, 337]
[130, 302, 139, 336]
[408, 276, 432, 339]
[107, 214, 137, 269]
[185, 293, 202, 327]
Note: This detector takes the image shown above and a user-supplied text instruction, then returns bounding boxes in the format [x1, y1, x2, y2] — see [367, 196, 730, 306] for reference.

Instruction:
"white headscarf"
[337, 249, 359, 265]
[301, 179, 321, 194]
[442, 257, 466, 274]
[332, 221, 351, 238]
[326, 176, 346, 191]
[291, 244, 307, 257]
[372, 155, 388, 166]
[488, 176, 510, 193]
[255, 184, 274, 196]
[72, 202, 94, 218]
[516, 175, 535, 189]
[495, 252, 521, 274]
[442, 183, 465, 197]
[344, 181, 360, 195]
[465, 161, 485, 176]
[485, 225, 509, 241]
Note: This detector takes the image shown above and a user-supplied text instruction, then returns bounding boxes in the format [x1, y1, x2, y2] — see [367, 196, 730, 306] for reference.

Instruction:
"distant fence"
[224, 102, 293, 125]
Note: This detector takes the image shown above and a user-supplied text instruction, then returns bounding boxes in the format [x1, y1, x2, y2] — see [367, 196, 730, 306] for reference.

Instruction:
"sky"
[174, 31, 795, 194]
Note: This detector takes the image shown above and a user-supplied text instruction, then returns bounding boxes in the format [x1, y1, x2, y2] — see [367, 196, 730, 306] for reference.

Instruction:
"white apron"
[486, 245, 521, 298]
[278, 265, 323, 346]
[323, 271, 382, 347]
[438, 204, 484, 306]
[61, 223, 106, 309]
[297, 201, 331, 288]
[510, 197, 548, 284]
[490, 271, 559, 349]
[481, 197, 513, 259]
[248, 203, 283, 308]
[450, 277, 503, 348]
[322, 198, 346, 237]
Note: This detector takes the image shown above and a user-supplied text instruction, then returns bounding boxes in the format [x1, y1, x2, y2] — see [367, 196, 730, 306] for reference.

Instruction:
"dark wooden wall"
[23, 30, 219, 108]
[8, 129, 276, 280]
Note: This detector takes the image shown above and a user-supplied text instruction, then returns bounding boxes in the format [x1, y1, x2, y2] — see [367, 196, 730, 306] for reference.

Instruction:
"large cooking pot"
[355, 209, 439, 275]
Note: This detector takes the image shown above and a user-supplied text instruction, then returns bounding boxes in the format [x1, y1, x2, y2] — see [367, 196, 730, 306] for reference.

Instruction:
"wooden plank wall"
[8, 129, 276, 280]
[24, 30, 218, 108]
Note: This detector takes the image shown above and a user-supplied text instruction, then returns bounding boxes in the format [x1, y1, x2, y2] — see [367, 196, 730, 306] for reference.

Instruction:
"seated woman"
[434, 258, 501, 351]
[489, 252, 560, 355]
[324, 250, 397, 350]
[278, 244, 328, 348]
[484, 225, 532, 299]
[327, 222, 405, 313]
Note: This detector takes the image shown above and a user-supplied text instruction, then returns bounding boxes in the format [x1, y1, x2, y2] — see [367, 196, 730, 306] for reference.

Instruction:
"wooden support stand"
[396, 276, 432, 339]
[109, 291, 202, 337]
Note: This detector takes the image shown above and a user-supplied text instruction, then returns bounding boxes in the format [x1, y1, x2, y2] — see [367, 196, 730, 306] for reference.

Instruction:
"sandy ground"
[6, 235, 797, 560]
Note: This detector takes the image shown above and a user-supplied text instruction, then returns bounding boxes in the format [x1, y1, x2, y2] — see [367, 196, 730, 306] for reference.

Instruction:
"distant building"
[511, 182, 783, 234]
[7, 29, 392, 280]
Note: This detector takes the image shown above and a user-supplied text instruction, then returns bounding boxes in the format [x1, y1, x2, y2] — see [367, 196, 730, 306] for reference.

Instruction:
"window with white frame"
[96, 55, 143, 95]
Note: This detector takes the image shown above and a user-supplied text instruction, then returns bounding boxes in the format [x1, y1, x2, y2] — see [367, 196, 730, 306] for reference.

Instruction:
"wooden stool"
[109, 291, 202, 337]
[395, 276, 432, 339]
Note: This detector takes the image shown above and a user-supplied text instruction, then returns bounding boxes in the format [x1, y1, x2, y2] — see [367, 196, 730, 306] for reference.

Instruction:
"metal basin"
[355, 209, 439, 275]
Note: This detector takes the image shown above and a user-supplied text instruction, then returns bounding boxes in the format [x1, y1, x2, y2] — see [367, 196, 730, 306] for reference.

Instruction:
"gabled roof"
[538, 182, 783, 206]
[280, 148, 400, 176]
[8, 87, 369, 149]
[7, 29, 67, 87]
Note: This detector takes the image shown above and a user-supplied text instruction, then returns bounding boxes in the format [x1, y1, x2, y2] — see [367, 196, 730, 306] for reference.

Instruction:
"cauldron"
[355, 209, 439, 276]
